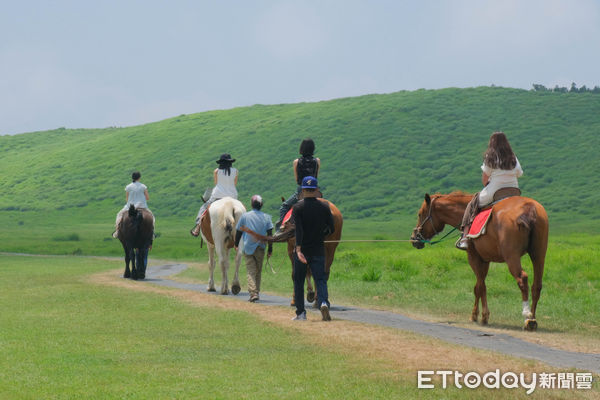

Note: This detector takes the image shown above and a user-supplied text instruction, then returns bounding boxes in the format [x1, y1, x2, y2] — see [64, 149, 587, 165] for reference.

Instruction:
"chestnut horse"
[272, 198, 343, 305]
[410, 192, 548, 331]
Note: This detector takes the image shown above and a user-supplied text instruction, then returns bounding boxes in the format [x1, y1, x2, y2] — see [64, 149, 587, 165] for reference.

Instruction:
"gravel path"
[145, 263, 600, 373]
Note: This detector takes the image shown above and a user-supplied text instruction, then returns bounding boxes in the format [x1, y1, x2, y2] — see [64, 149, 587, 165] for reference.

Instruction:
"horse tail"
[128, 204, 137, 218]
[516, 203, 536, 231]
[128, 204, 143, 231]
[527, 202, 549, 262]
[223, 206, 235, 245]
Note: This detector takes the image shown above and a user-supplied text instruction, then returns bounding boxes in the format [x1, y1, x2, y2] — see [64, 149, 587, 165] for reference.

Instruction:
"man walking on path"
[235, 195, 273, 302]
[291, 176, 335, 321]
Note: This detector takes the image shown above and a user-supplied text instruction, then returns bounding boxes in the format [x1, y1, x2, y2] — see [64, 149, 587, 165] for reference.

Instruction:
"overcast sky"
[1, 0, 599, 135]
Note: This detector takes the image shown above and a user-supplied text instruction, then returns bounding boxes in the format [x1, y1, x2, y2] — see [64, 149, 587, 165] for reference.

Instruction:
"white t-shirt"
[479, 158, 523, 205]
[125, 181, 148, 209]
[211, 167, 238, 199]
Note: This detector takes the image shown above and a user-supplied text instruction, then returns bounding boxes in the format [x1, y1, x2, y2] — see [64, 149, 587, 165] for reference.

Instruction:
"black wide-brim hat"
[216, 153, 236, 164]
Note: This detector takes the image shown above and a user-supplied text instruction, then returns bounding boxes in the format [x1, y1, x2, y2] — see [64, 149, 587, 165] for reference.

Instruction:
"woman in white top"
[456, 132, 523, 249]
[113, 171, 154, 238]
[191, 154, 238, 236]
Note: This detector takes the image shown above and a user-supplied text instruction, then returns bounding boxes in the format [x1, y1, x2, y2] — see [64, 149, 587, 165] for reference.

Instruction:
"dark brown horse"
[272, 198, 343, 305]
[410, 192, 548, 331]
[118, 205, 154, 280]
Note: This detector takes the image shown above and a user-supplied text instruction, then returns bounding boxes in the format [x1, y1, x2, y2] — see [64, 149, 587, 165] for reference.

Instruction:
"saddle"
[493, 187, 521, 202]
[466, 187, 522, 238]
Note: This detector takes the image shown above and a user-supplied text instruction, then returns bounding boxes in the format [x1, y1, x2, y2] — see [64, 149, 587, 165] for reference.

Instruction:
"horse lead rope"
[239, 224, 458, 246]
[323, 230, 459, 245]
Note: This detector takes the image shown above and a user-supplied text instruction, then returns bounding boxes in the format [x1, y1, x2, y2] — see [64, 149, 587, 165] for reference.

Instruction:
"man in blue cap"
[291, 176, 335, 321]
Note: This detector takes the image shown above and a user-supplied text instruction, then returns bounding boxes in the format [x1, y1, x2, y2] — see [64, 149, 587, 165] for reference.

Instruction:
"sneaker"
[455, 237, 468, 251]
[249, 294, 259, 302]
[190, 226, 199, 237]
[320, 303, 331, 321]
[292, 311, 306, 321]
[112, 231, 118, 239]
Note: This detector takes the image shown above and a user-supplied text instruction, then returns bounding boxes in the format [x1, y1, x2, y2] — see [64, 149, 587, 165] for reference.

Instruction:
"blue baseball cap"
[301, 176, 318, 189]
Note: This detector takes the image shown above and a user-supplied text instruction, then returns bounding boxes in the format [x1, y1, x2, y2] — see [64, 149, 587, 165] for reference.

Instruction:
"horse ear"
[424, 193, 431, 205]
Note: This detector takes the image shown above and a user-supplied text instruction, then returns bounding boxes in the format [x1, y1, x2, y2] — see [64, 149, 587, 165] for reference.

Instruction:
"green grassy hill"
[1, 86, 599, 243]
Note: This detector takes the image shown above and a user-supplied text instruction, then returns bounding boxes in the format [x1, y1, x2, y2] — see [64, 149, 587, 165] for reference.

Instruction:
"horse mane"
[429, 190, 473, 200]
[445, 190, 473, 197]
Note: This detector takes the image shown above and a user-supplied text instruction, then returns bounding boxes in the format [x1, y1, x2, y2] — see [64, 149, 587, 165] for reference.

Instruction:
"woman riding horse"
[456, 132, 523, 250]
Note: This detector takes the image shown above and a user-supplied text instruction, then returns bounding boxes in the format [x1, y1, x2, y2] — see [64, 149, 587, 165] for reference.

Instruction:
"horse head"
[410, 193, 446, 249]
[271, 219, 296, 242]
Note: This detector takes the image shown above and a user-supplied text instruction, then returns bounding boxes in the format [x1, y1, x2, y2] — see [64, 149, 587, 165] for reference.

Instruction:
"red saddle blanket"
[282, 209, 293, 225]
[467, 208, 492, 238]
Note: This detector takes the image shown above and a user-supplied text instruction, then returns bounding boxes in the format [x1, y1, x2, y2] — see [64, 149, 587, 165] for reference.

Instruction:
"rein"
[418, 226, 459, 245]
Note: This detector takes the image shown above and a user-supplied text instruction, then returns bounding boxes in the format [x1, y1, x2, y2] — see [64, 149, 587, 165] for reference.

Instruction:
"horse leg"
[527, 253, 545, 332]
[506, 258, 541, 330]
[130, 248, 138, 280]
[287, 241, 296, 306]
[123, 244, 131, 278]
[526, 214, 548, 331]
[137, 248, 148, 280]
[306, 267, 316, 305]
[231, 247, 242, 295]
[207, 244, 216, 292]
[218, 246, 230, 295]
[506, 257, 533, 326]
[468, 250, 490, 324]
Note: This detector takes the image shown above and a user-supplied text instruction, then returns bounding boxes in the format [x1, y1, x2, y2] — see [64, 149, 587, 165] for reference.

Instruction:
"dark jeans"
[293, 253, 329, 315]
[279, 186, 301, 222]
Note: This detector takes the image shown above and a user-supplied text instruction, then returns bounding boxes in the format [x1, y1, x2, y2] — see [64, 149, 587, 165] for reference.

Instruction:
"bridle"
[412, 198, 459, 245]
[413, 198, 439, 243]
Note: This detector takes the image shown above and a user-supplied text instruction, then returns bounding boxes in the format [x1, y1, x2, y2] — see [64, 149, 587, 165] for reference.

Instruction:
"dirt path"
[143, 263, 599, 374]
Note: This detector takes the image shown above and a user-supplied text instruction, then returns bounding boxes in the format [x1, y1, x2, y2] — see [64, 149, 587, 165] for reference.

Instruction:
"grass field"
[0, 255, 413, 399]
[2, 87, 600, 226]
[1, 254, 597, 399]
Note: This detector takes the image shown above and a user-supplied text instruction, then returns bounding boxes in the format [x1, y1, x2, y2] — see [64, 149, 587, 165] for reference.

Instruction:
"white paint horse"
[199, 197, 246, 295]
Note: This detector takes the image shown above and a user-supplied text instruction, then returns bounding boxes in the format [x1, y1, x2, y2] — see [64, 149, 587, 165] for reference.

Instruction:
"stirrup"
[455, 237, 468, 251]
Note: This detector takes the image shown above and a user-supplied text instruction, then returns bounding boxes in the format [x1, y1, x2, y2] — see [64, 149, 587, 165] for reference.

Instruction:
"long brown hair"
[483, 132, 517, 170]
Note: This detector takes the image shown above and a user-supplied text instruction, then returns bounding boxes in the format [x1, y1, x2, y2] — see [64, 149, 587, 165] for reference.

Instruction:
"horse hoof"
[306, 291, 315, 303]
[207, 287, 216, 292]
[221, 289, 229, 295]
[231, 284, 241, 295]
[524, 319, 538, 331]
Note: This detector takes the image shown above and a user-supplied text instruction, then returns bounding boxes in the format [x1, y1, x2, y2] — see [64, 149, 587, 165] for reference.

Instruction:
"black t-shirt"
[296, 156, 319, 185]
[293, 197, 335, 257]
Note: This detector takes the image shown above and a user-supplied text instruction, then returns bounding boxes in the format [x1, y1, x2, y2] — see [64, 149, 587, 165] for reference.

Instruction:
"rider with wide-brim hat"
[191, 153, 239, 236]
